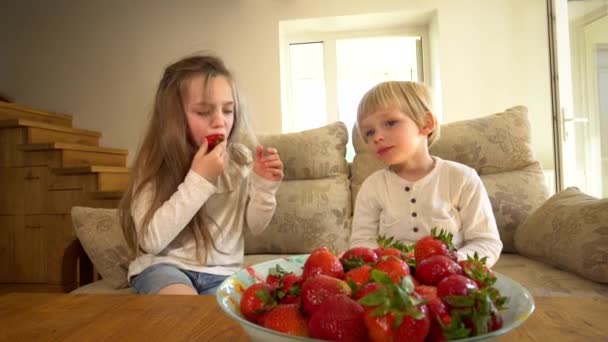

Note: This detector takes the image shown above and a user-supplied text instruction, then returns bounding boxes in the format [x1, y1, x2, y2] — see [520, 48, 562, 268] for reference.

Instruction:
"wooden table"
[0, 293, 606, 341]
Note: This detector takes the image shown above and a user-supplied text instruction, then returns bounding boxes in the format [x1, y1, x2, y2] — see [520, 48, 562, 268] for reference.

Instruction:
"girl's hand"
[253, 146, 283, 182]
[191, 139, 228, 182]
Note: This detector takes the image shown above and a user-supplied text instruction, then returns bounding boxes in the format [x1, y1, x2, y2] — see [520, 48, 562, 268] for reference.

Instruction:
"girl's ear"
[420, 112, 437, 135]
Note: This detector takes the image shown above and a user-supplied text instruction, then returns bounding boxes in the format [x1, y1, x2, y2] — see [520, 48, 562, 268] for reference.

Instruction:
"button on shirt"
[350, 157, 503, 267]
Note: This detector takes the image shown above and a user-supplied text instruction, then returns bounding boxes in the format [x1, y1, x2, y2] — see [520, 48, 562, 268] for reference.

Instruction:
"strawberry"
[353, 282, 385, 301]
[436, 274, 509, 337]
[265, 264, 301, 304]
[265, 264, 289, 290]
[345, 264, 372, 289]
[301, 274, 352, 316]
[437, 274, 479, 299]
[420, 293, 470, 342]
[239, 283, 276, 323]
[308, 294, 367, 341]
[340, 246, 378, 271]
[302, 247, 344, 280]
[359, 271, 430, 342]
[458, 252, 496, 288]
[414, 285, 438, 302]
[414, 227, 455, 264]
[375, 235, 415, 264]
[415, 254, 463, 286]
[372, 256, 410, 284]
[375, 247, 405, 260]
[262, 304, 309, 337]
[205, 134, 224, 150]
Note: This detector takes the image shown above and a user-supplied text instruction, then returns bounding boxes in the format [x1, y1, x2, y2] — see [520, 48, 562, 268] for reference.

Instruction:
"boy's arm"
[132, 170, 216, 254]
[350, 180, 382, 249]
[245, 173, 281, 235]
[456, 169, 503, 267]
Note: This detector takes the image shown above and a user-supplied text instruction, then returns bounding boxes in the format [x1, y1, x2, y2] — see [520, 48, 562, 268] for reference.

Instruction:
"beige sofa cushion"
[514, 187, 608, 283]
[351, 106, 549, 252]
[71, 206, 131, 289]
[243, 122, 352, 254]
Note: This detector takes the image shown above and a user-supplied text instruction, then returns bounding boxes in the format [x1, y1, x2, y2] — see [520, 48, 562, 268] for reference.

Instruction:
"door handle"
[563, 117, 588, 123]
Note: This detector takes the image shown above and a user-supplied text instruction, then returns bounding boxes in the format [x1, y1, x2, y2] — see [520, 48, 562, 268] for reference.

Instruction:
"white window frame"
[281, 27, 430, 133]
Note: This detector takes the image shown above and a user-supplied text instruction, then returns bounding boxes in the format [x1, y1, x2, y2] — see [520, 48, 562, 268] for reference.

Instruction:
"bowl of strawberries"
[216, 230, 535, 341]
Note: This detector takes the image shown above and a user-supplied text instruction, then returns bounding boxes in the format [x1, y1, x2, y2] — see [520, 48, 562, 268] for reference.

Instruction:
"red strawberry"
[372, 256, 410, 284]
[265, 264, 301, 304]
[265, 264, 290, 290]
[205, 134, 224, 150]
[301, 274, 351, 316]
[415, 286, 452, 328]
[359, 271, 430, 342]
[375, 235, 415, 262]
[418, 283, 472, 341]
[375, 247, 405, 260]
[340, 246, 378, 271]
[345, 264, 372, 289]
[262, 304, 309, 337]
[240, 283, 276, 323]
[414, 227, 455, 264]
[353, 282, 384, 301]
[414, 285, 438, 301]
[458, 252, 496, 288]
[362, 298, 430, 342]
[308, 295, 367, 341]
[302, 247, 344, 280]
[489, 312, 504, 331]
[415, 255, 463, 286]
[278, 274, 301, 304]
[437, 274, 479, 299]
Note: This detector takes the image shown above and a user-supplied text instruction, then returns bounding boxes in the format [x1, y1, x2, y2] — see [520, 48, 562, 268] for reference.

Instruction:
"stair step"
[0, 101, 72, 127]
[18, 142, 127, 154]
[90, 191, 124, 199]
[0, 118, 100, 146]
[53, 166, 131, 192]
[18, 142, 128, 168]
[53, 165, 130, 174]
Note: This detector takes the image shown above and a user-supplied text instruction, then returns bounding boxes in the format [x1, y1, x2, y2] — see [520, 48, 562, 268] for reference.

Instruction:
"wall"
[0, 0, 553, 169]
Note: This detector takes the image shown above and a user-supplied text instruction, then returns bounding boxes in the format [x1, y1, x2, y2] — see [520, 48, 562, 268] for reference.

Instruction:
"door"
[550, 0, 608, 198]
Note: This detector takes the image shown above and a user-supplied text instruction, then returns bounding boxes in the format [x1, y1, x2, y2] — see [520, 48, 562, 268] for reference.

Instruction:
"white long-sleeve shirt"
[350, 156, 503, 267]
[127, 144, 281, 280]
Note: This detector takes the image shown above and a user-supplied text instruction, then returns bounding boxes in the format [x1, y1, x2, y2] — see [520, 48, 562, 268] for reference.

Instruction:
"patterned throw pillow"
[351, 106, 549, 252]
[514, 187, 608, 283]
[71, 207, 131, 289]
[243, 122, 352, 254]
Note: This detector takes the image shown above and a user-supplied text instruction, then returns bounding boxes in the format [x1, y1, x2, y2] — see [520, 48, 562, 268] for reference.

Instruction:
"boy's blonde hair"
[356, 81, 440, 147]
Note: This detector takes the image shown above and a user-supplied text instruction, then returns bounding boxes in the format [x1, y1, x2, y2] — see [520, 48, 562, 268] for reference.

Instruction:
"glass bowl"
[216, 255, 535, 342]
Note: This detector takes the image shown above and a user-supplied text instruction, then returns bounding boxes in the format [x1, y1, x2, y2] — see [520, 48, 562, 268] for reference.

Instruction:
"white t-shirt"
[350, 156, 503, 267]
[127, 143, 281, 280]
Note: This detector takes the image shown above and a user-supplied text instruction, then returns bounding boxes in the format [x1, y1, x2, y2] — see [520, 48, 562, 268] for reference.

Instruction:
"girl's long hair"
[119, 54, 252, 263]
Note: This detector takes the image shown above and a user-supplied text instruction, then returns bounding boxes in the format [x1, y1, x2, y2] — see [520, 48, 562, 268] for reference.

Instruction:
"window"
[288, 42, 327, 132]
[283, 34, 423, 160]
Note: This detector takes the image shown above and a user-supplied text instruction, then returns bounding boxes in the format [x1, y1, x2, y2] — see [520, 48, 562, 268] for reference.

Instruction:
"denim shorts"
[131, 263, 228, 295]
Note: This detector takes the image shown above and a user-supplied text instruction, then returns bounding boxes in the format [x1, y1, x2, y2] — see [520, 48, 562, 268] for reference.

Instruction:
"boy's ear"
[420, 112, 437, 135]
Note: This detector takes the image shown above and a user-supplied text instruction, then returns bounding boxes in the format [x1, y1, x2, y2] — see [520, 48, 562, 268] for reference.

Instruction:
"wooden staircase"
[0, 100, 130, 293]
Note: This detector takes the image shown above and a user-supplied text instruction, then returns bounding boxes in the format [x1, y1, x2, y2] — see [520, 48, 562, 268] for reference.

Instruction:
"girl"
[350, 81, 503, 267]
[120, 54, 283, 295]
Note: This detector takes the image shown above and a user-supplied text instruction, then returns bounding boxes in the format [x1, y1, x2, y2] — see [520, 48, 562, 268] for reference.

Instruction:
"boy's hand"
[253, 145, 283, 181]
[191, 139, 228, 182]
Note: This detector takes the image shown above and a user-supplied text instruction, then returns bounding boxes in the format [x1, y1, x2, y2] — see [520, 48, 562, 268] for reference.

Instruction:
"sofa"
[68, 105, 608, 300]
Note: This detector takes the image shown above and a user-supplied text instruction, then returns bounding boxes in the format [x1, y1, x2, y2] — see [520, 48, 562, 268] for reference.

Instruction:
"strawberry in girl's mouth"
[206, 134, 225, 150]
